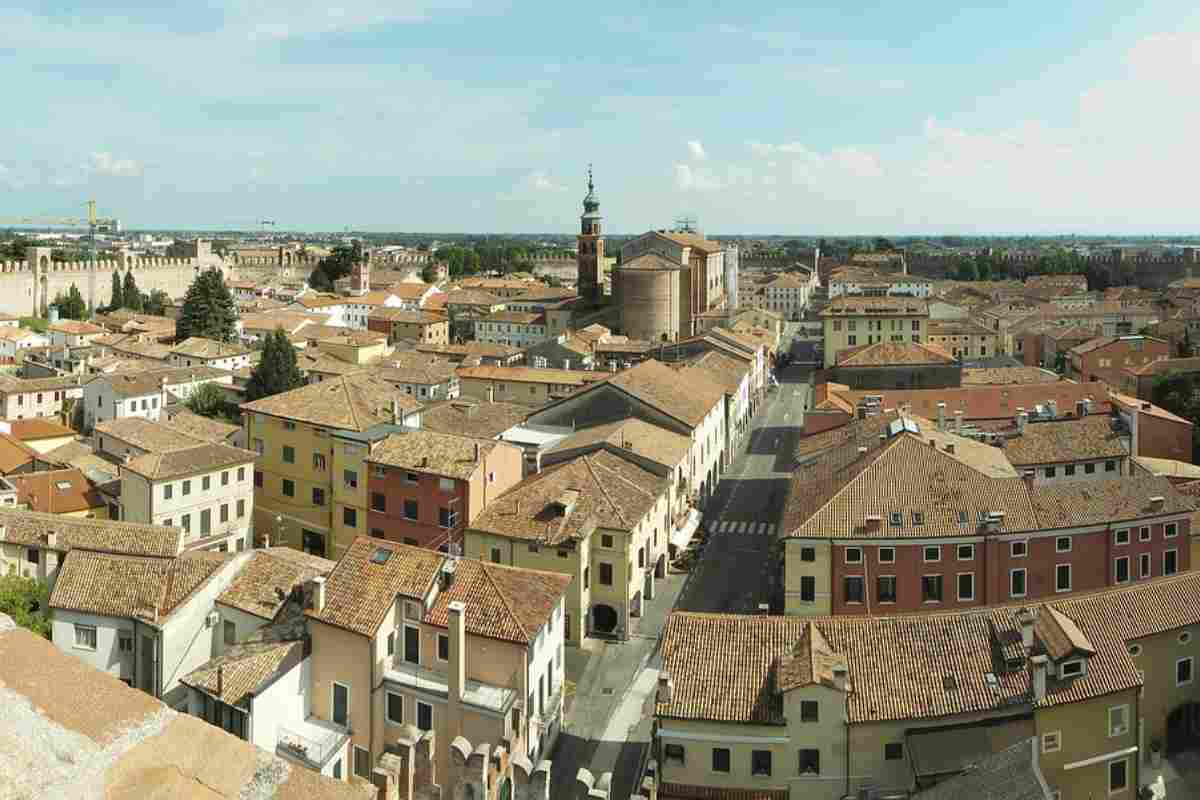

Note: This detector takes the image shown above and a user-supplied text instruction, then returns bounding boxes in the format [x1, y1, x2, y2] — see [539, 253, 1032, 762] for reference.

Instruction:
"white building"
[763, 271, 817, 320]
[169, 337, 253, 370]
[0, 326, 49, 358]
[342, 289, 405, 329]
[83, 366, 232, 428]
[48, 320, 107, 348]
[828, 269, 933, 299]
[474, 311, 549, 348]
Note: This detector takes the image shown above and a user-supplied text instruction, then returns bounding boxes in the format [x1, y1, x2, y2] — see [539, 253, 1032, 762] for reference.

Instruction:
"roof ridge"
[478, 561, 528, 641]
[581, 454, 629, 527]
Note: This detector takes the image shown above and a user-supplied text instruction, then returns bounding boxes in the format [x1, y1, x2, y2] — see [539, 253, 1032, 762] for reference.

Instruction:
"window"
[354, 746, 371, 779]
[844, 576, 864, 604]
[1011, 540, 1028, 558]
[878, 546, 895, 563]
[663, 744, 685, 764]
[182, 479, 191, 496]
[438, 477, 455, 493]
[800, 575, 816, 603]
[1109, 758, 1128, 793]
[371, 492, 386, 512]
[343, 507, 357, 527]
[1115, 556, 1130, 583]
[1140, 552, 1152, 578]
[800, 547, 816, 562]
[1044, 466, 1056, 478]
[343, 469, 358, 488]
[282, 479, 294, 497]
[1061, 659, 1084, 678]
[1065, 464, 1076, 476]
[957, 544, 974, 561]
[1180, 631, 1192, 645]
[1106, 460, 1116, 472]
[163, 483, 173, 500]
[1139, 526, 1151, 542]
[599, 563, 613, 585]
[1114, 529, 1129, 546]
[923, 546, 940, 562]
[332, 760, 341, 780]
[312, 487, 326, 506]
[712, 747, 730, 773]
[800, 700, 819, 722]
[751, 750, 772, 777]
[583, 567, 589, 588]
[202, 475, 211, 491]
[877, 575, 897, 603]
[237, 466, 245, 482]
[416, 701, 432, 732]
[1042, 731, 1062, 753]
[957, 573, 975, 602]
[403, 500, 418, 521]
[439, 507, 458, 529]
[181, 513, 191, 533]
[798, 748, 820, 775]
[1165, 549, 1179, 576]
[223, 620, 236, 646]
[600, 534, 614, 548]
[889, 511, 903, 527]
[1166, 522, 1179, 538]
[73, 624, 97, 650]
[1056, 564, 1072, 592]
[1055, 536, 1071, 552]
[911, 511, 925, 526]
[282, 445, 295, 463]
[1108, 704, 1129, 736]
[922, 575, 943, 603]
[313, 453, 326, 471]
[845, 547, 862, 564]
[254, 470, 263, 488]
[404, 471, 419, 485]
[118, 633, 133, 653]
[1178, 657, 1194, 687]
[236, 499, 245, 518]
[490, 547, 502, 564]
[200, 509, 211, 535]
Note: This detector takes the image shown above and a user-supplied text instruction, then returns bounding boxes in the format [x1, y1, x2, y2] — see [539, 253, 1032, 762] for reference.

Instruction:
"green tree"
[1151, 371, 1200, 461]
[177, 268, 238, 342]
[954, 257, 978, 281]
[52, 284, 87, 320]
[244, 329, 305, 402]
[1180, 327, 1194, 358]
[122, 271, 143, 311]
[420, 264, 438, 283]
[109, 270, 124, 311]
[0, 572, 51, 639]
[144, 289, 170, 317]
[0, 236, 29, 260]
[185, 382, 231, 419]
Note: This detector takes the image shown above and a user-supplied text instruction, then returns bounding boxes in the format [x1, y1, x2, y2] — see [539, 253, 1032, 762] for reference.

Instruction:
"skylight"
[369, 548, 392, 565]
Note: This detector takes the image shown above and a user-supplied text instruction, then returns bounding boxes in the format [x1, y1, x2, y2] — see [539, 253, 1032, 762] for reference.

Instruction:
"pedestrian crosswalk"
[708, 520, 778, 537]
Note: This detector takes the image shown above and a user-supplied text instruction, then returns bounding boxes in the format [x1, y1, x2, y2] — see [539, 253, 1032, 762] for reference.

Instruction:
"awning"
[907, 717, 1034, 781]
[669, 509, 703, 550]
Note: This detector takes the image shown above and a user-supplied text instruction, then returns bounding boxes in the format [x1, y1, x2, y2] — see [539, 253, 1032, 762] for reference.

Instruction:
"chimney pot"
[1031, 654, 1048, 702]
[865, 515, 882, 532]
[311, 576, 327, 612]
[656, 671, 674, 705]
[936, 401, 946, 431]
[944, 442, 956, 455]
[1016, 607, 1036, 650]
[1150, 495, 1165, 508]
[46, 531, 57, 549]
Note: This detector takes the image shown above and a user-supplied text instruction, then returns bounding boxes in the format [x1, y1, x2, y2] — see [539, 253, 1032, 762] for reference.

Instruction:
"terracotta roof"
[239, 311, 326, 333]
[98, 366, 227, 398]
[96, 417, 206, 452]
[423, 558, 571, 645]
[658, 230, 722, 254]
[9, 469, 104, 514]
[49, 550, 229, 624]
[217, 548, 335, 620]
[659, 785, 786, 800]
[367, 430, 497, 480]
[928, 319, 1000, 337]
[1125, 355, 1200, 377]
[241, 373, 419, 431]
[546, 417, 691, 469]
[1068, 335, 1118, 355]
[574, 324, 611, 344]
[469, 449, 666, 545]
[123, 441, 256, 481]
[391, 282, 434, 300]
[0, 433, 39, 474]
[368, 308, 445, 324]
[834, 381, 1111, 422]
[5, 418, 75, 441]
[618, 252, 683, 271]
[679, 350, 749, 395]
[1109, 391, 1193, 425]
[49, 320, 105, 335]
[794, 410, 905, 462]
[162, 408, 240, 443]
[1042, 324, 1101, 343]
[820, 296, 929, 316]
[417, 341, 523, 360]
[1029, 474, 1192, 530]
[602, 359, 726, 428]
[443, 288, 506, 307]
[373, 353, 457, 386]
[420, 398, 529, 440]
[1133, 456, 1200, 481]
[0, 327, 44, 341]
[835, 341, 955, 367]
[478, 310, 544, 325]
[0, 373, 88, 394]
[295, 350, 367, 377]
[170, 337, 249, 359]
[962, 367, 1060, 385]
[308, 537, 443, 636]
[309, 329, 388, 346]
[0, 507, 181, 556]
[776, 621, 846, 692]
[181, 638, 304, 706]
[1002, 415, 1128, 465]
[457, 365, 601, 386]
[911, 739, 1048, 800]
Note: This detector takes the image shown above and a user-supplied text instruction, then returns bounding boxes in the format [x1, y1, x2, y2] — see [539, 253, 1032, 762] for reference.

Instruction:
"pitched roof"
[834, 381, 1111, 422]
[478, 311, 544, 325]
[1125, 355, 1200, 377]
[0, 327, 44, 342]
[679, 350, 749, 394]
[0, 433, 39, 474]
[368, 308, 445, 324]
[423, 558, 571, 644]
[469, 449, 666, 544]
[123, 441, 256, 481]
[456, 365, 601, 386]
[217, 548, 335, 621]
[367, 430, 496, 480]
[420, 398, 529, 440]
[96, 417, 206, 452]
[1028, 474, 1192, 530]
[820, 296, 929, 316]
[162, 408, 240, 443]
[1109, 391, 1193, 425]
[658, 230, 722, 254]
[4, 418, 75, 441]
[49, 320, 105, 335]
[98, 366, 228, 398]
[240, 373, 419, 431]
[617, 252, 683, 271]
[9, 469, 104, 514]
[0, 507, 181, 556]
[1002, 415, 1127, 465]
[911, 739, 1050, 800]
[170, 336, 250, 359]
[545, 417, 691, 468]
[49, 550, 230, 624]
[443, 288, 505, 306]
[835, 341, 955, 367]
[0, 620, 372, 800]
[308, 537, 443, 636]
[181, 638, 304, 707]
[602, 359, 725, 428]
[962, 367, 1060, 385]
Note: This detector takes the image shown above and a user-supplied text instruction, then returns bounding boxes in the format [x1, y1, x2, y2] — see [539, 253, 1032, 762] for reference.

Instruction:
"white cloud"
[673, 163, 722, 192]
[88, 152, 143, 178]
[686, 140, 707, 160]
[526, 171, 566, 193]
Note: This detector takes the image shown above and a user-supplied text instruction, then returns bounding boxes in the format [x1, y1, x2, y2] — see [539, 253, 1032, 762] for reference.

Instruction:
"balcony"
[385, 658, 515, 715]
[276, 716, 350, 771]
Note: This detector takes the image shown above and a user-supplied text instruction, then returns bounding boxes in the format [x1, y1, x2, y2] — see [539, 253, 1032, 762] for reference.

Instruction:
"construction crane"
[0, 199, 120, 264]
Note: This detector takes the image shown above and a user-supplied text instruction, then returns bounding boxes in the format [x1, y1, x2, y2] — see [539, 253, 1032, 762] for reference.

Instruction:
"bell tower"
[577, 165, 605, 305]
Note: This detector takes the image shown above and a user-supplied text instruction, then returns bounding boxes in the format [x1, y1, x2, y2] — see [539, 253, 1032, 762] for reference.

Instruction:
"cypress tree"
[109, 271, 124, 311]
[245, 329, 305, 402]
[177, 268, 237, 342]
[123, 271, 143, 311]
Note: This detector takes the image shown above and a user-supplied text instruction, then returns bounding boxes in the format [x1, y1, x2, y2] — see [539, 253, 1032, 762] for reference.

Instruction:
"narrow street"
[549, 333, 810, 797]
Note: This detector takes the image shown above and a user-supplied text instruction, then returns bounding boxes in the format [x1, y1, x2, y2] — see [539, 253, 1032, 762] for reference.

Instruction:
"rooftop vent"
[369, 547, 392, 565]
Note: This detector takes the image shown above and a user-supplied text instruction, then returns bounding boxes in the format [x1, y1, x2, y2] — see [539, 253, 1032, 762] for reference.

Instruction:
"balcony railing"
[276, 717, 349, 769]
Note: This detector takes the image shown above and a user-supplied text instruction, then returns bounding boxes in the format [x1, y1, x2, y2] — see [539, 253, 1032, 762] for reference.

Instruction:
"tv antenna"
[675, 215, 698, 233]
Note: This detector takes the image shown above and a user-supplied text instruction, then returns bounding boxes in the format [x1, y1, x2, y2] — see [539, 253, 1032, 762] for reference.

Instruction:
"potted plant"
[1150, 739, 1163, 768]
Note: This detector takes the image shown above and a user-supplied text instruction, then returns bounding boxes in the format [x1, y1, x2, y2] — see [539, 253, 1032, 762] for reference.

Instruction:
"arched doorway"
[1168, 703, 1200, 753]
[592, 604, 618, 635]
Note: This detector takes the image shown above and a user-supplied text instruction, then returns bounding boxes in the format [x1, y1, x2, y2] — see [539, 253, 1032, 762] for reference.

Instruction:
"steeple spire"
[588, 163, 594, 193]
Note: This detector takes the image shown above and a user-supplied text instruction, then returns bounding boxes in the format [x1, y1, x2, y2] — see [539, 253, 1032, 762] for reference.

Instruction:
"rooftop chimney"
[1016, 607, 1036, 651]
[656, 671, 674, 705]
[953, 409, 963, 434]
[1150, 495, 1165, 510]
[487, 385, 495, 404]
[311, 576, 326, 613]
[1022, 470, 1036, 490]
[1047, 400, 1058, 419]
[447, 600, 467, 739]
[473, 442, 481, 464]
[865, 515, 882, 532]
[936, 401, 946, 431]
[1075, 400, 1086, 418]
[1016, 408, 1028, 434]
[392, 397, 403, 426]
[1031, 654, 1048, 702]
[217, 666, 223, 698]
[46, 531, 57, 549]
[857, 446, 868, 458]
[831, 663, 850, 693]
[944, 442, 956, 455]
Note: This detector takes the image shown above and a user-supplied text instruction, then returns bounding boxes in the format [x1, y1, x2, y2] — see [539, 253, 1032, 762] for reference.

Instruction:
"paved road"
[548, 353, 811, 795]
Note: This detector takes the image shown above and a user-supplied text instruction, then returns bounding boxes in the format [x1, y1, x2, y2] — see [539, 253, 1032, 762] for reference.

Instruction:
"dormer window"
[911, 511, 925, 526]
[888, 512, 903, 527]
[1059, 659, 1085, 679]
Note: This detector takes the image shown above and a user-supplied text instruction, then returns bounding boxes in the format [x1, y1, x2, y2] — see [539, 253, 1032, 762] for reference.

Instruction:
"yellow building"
[240, 374, 421, 560]
[820, 296, 930, 368]
[455, 365, 605, 406]
[308, 331, 390, 365]
[926, 318, 1005, 359]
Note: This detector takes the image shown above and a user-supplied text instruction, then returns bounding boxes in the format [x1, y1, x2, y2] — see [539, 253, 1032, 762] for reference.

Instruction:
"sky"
[2, 1, 1200, 234]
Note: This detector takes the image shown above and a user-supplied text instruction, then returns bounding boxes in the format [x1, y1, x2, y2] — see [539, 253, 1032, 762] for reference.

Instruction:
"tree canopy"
[1151, 371, 1200, 462]
[177, 268, 237, 342]
[185, 381, 232, 419]
[0, 573, 51, 638]
[52, 284, 87, 320]
[309, 241, 364, 291]
[245, 328, 305, 402]
[109, 270, 124, 310]
[122, 271, 143, 312]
